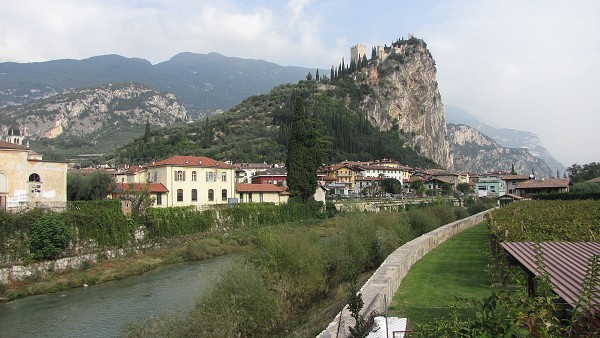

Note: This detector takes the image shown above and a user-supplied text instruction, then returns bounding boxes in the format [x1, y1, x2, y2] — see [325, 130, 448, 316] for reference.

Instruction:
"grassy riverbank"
[388, 222, 492, 325]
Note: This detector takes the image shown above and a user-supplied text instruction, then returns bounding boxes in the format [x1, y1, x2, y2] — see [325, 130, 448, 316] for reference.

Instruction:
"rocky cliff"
[448, 123, 553, 177]
[355, 38, 453, 169]
[0, 83, 189, 158]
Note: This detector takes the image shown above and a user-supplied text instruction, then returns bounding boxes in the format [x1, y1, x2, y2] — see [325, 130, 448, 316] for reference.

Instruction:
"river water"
[0, 254, 237, 338]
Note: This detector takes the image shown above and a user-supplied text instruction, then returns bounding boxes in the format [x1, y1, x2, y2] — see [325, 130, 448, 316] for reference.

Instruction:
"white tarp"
[366, 316, 408, 338]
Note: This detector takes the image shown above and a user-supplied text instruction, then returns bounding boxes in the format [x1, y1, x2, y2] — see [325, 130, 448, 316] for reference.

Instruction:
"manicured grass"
[388, 222, 492, 325]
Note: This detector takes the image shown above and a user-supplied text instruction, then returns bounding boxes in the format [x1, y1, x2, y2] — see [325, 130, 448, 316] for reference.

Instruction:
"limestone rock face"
[447, 123, 553, 177]
[0, 83, 189, 140]
[355, 40, 453, 169]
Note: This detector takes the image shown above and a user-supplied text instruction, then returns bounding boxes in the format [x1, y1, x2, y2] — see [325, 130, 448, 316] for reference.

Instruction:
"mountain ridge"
[446, 105, 565, 175]
[0, 53, 320, 116]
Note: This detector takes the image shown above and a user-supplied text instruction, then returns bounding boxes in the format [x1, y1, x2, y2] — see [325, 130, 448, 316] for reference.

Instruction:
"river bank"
[0, 229, 250, 302]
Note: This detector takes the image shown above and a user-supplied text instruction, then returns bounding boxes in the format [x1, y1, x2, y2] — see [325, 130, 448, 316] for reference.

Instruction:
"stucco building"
[0, 141, 67, 211]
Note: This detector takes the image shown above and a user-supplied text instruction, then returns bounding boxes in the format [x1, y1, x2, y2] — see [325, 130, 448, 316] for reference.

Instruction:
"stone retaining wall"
[317, 209, 491, 338]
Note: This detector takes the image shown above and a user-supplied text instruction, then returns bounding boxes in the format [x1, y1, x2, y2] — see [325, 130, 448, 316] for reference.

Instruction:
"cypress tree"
[315, 69, 320, 81]
[287, 96, 322, 201]
[330, 66, 335, 81]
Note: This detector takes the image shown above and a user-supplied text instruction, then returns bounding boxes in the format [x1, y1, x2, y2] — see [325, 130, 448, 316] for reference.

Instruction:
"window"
[28, 173, 41, 182]
[239, 193, 244, 203]
[192, 171, 197, 181]
[156, 193, 162, 205]
[208, 189, 214, 201]
[153, 172, 158, 182]
[175, 170, 185, 181]
[259, 193, 264, 202]
[206, 171, 216, 182]
[191, 189, 197, 201]
[177, 189, 183, 202]
[248, 192, 253, 202]
[221, 171, 227, 182]
[221, 189, 227, 201]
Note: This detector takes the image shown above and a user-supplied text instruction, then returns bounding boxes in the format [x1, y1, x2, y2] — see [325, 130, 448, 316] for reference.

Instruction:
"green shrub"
[408, 209, 441, 236]
[184, 262, 279, 337]
[29, 213, 75, 260]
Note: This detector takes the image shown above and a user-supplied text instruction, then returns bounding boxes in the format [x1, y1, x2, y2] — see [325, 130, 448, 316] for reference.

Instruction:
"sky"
[1, 0, 598, 166]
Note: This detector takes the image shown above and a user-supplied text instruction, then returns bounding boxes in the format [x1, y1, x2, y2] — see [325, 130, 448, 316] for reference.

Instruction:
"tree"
[511, 163, 517, 175]
[566, 162, 600, 183]
[457, 182, 471, 194]
[382, 177, 403, 194]
[120, 184, 156, 222]
[286, 96, 323, 201]
[67, 171, 112, 201]
[315, 69, 320, 81]
[306, 72, 313, 81]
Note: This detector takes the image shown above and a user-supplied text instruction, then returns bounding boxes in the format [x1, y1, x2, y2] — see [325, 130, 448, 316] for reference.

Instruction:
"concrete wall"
[317, 209, 491, 338]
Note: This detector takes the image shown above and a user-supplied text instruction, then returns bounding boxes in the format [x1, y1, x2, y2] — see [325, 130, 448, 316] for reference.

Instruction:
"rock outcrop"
[356, 38, 453, 169]
[448, 123, 553, 177]
[0, 83, 188, 140]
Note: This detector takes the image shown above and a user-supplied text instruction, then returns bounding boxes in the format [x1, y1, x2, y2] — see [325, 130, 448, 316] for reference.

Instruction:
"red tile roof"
[516, 178, 571, 189]
[148, 155, 233, 169]
[113, 182, 169, 193]
[501, 242, 600, 309]
[236, 183, 288, 193]
[588, 176, 600, 183]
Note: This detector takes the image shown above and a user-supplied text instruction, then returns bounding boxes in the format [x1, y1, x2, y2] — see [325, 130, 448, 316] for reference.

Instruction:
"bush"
[185, 262, 279, 337]
[407, 209, 441, 236]
[29, 213, 75, 260]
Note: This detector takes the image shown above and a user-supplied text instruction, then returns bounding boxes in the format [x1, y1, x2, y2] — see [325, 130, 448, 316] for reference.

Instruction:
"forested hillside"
[112, 78, 437, 167]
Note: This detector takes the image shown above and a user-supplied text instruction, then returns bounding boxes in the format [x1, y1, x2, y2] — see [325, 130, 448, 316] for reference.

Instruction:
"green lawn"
[388, 222, 493, 325]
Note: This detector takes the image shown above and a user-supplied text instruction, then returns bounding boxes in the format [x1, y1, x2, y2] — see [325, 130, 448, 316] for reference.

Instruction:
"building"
[500, 174, 530, 195]
[350, 44, 367, 63]
[251, 167, 287, 185]
[475, 175, 505, 198]
[0, 140, 67, 211]
[320, 164, 362, 194]
[235, 183, 289, 204]
[146, 155, 236, 209]
[110, 182, 170, 208]
[515, 178, 571, 198]
[233, 163, 271, 183]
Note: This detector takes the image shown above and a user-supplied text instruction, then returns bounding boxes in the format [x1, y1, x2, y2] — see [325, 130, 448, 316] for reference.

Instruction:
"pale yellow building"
[0, 141, 67, 211]
[235, 184, 289, 204]
[146, 155, 236, 209]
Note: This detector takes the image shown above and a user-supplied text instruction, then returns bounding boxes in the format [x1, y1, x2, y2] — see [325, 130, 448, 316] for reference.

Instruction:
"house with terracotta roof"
[146, 155, 236, 208]
[0, 140, 67, 211]
[500, 174, 531, 195]
[320, 164, 362, 193]
[515, 178, 571, 198]
[235, 183, 289, 204]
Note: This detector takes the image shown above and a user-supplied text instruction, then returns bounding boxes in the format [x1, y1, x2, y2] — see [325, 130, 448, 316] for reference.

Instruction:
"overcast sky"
[1, 0, 598, 166]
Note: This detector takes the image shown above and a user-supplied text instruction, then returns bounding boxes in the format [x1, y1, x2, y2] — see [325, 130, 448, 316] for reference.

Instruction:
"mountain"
[446, 105, 565, 175]
[112, 37, 449, 168]
[0, 53, 318, 116]
[447, 123, 553, 177]
[0, 83, 188, 160]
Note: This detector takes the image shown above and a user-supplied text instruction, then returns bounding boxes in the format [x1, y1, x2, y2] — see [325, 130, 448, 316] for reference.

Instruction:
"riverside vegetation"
[0, 196, 478, 334]
[124, 201, 473, 337]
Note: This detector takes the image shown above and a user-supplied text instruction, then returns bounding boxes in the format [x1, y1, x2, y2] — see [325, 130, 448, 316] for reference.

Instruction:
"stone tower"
[350, 44, 367, 64]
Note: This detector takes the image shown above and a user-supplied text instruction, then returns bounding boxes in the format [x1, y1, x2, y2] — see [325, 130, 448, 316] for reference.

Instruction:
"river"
[0, 254, 237, 338]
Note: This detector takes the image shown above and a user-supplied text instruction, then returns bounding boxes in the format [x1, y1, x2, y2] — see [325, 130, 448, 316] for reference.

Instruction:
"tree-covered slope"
[112, 79, 437, 168]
